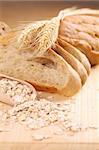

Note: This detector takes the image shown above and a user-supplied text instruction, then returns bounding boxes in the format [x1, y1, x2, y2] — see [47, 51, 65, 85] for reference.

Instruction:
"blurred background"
[0, 0, 99, 27]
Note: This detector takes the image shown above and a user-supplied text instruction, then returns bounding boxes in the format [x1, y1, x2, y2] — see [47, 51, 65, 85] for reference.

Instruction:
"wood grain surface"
[0, 1, 99, 149]
[0, 65, 99, 150]
[0, 1, 99, 27]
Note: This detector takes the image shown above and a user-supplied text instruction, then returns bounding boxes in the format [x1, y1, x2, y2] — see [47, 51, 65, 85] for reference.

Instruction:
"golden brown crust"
[0, 43, 81, 96]
[27, 81, 58, 93]
[59, 15, 99, 65]
[59, 36, 99, 65]
[52, 43, 88, 85]
[58, 37, 91, 74]
[42, 48, 82, 96]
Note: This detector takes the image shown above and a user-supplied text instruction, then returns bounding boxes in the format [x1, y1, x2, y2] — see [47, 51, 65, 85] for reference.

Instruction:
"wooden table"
[0, 1, 99, 149]
[0, 66, 99, 150]
[0, 1, 99, 27]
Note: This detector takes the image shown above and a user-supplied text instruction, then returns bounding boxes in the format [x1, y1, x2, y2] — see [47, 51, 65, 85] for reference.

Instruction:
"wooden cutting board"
[0, 66, 99, 150]
[0, 1, 99, 149]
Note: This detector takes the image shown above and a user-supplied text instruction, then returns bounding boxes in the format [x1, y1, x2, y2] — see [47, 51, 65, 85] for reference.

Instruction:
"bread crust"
[52, 43, 88, 85]
[44, 48, 82, 96]
[59, 15, 99, 65]
[0, 44, 81, 96]
[60, 36, 99, 65]
[58, 37, 91, 74]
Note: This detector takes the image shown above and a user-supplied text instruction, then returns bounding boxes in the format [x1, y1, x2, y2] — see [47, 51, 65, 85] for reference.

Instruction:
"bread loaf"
[52, 43, 88, 85]
[1, 8, 99, 96]
[0, 44, 81, 96]
[57, 37, 91, 75]
[59, 11, 99, 65]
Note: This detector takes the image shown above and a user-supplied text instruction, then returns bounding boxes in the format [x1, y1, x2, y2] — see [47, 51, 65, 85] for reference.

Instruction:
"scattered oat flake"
[0, 78, 36, 105]
[0, 77, 98, 139]
[32, 133, 51, 141]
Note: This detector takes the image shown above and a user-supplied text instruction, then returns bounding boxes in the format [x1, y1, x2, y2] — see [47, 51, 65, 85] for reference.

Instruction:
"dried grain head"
[15, 17, 60, 56]
[2, 8, 99, 55]
[15, 7, 99, 55]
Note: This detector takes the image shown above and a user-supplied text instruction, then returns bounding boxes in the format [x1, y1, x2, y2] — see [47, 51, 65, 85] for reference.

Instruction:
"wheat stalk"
[14, 7, 99, 56]
[15, 17, 60, 56]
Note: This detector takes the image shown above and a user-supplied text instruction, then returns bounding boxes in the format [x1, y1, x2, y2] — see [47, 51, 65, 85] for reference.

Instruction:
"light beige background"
[0, 1, 99, 27]
[0, 1, 99, 149]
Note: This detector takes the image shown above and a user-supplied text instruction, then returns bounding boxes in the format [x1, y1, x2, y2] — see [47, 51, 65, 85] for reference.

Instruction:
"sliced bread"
[59, 36, 99, 66]
[52, 43, 88, 85]
[58, 37, 91, 74]
[59, 15, 99, 65]
[0, 44, 81, 96]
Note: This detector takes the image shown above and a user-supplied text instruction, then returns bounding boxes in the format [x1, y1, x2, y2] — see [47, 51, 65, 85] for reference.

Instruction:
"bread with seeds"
[0, 43, 81, 96]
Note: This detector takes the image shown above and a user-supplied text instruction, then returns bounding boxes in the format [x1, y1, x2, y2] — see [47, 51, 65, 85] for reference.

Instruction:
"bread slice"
[0, 22, 10, 37]
[0, 44, 81, 96]
[52, 43, 88, 85]
[59, 36, 99, 66]
[58, 37, 91, 74]
[59, 15, 99, 65]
